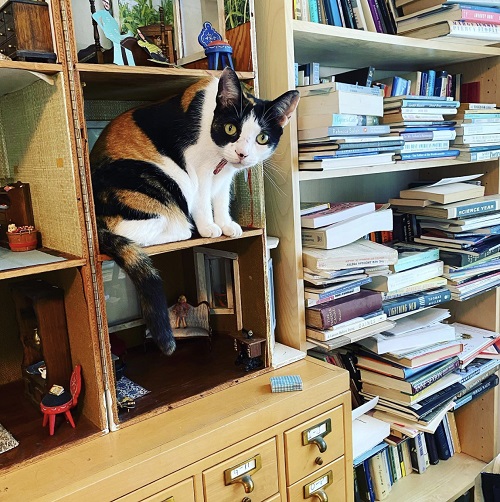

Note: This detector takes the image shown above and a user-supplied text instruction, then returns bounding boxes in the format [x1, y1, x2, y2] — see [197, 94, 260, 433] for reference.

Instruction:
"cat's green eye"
[256, 133, 269, 145]
[224, 123, 237, 136]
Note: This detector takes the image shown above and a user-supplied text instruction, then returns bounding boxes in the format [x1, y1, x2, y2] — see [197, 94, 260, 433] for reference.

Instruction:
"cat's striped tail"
[97, 226, 176, 355]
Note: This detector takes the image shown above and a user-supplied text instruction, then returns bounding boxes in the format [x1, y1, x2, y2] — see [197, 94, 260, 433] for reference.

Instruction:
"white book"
[301, 209, 393, 250]
[456, 124, 500, 135]
[303, 239, 398, 271]
[400, 140, 450, 153]
[382, 307, 450, 336]
[358, 322, 456, 354]
[299, 152, 395, 172]
[362, 260, 443, 292]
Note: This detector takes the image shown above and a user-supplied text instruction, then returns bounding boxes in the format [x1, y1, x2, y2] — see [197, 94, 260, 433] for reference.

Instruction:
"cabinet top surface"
[0, 358, 348, 499]
[293, 21, 500, 70]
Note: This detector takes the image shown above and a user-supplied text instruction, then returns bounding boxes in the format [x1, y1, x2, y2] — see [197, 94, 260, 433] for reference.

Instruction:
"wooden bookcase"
[254, 1, 500, 500]
[0, 1, 353, 498]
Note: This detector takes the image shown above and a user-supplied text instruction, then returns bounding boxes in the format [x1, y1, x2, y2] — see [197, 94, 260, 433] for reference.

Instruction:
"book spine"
[410, 433, 427, 473]
[337, 140, 403, 149]
[442, 414, 454, 455]
[400, 140, 449, 153]
[305, 286, 360, 306]
[381, 277, 447, 300]
[392, 248, 440, 272]
[411, 357, 459, 393]
[426, 70, 436, 97]
[440, 245, 500, 267]
[454, 373, 500, 409]
[458, 149, 500, 162]
[458, 133, 500, 144]
[366, 0, 385, 32]
[382, 288, 451, 317]
[453, 200, 500, 219]
[338, 0, 356, 28]
[397, 99, 460, 108]
[424, 432, 440, 465]
[434, 421, 451, 460]
[306, 312, 387, 340]
[334, 82, 382, 95]
[450, 21, 500, 37]
[385, 260, 443, 291]
[327, 125, 389, 135]
[446, 411, 462, 454]
[459, 124, 500, 134]
[331, 114, 380, 126]
[363, 459, 376, 502]
[397, 150, 460, 161]
[350, 0, 367, 29]
[461, 8, 500, 24]
[368, 451, 391, 499]
[309, 0, 320, 22]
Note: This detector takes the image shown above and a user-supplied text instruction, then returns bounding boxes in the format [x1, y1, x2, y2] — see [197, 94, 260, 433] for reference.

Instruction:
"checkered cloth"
[270, 375, 303, 393]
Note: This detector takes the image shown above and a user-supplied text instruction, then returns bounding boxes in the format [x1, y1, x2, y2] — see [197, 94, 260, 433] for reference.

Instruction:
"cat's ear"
[270, 90, 300, 128]
[217, 67, 242, 108]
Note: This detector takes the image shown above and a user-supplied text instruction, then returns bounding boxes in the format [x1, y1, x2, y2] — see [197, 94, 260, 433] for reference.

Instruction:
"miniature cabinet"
[11, 279, 72, 406]
[0, 0, 56, 62]
[254, 1, 500, 500]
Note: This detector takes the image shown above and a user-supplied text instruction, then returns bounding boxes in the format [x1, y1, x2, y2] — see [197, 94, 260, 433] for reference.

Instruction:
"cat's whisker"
[263, 169, 287, 197]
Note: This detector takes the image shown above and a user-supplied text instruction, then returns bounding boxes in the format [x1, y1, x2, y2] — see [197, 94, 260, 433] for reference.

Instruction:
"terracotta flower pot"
[7, 230, 38, 252]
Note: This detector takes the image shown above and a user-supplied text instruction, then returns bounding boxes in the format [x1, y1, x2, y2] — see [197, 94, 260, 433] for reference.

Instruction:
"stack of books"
[453, 102, 500, 161]
[391, 175, 500, 300]
[303, 239, 399, 351]
[297, 83, 403, 171]
[382, 95, 460, 162]
[395, 2, 500, 44]
[300, 201, 393, 250]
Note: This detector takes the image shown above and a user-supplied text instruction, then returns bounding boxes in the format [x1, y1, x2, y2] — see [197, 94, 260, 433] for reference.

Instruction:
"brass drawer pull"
[303, 470, 333, 501]
[224, 454, 262, 493]
[302, 418, 332, 453]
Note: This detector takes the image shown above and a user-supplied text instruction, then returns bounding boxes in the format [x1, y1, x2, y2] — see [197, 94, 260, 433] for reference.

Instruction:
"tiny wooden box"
[0, 0, 56, 62]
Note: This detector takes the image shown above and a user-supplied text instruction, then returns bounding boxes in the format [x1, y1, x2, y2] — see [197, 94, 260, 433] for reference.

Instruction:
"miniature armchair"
[40, 365, 82, 436]
[198, 21, 234, 70]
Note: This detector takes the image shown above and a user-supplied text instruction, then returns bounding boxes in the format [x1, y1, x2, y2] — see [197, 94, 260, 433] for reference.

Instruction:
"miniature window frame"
[173, 0, 225, 64]
[193, 246, 242, 329]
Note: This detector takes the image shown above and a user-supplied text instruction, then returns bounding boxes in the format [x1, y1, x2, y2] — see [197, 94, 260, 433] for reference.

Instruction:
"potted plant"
[224, 0, 252, 72]
[7, 224, 38, 252]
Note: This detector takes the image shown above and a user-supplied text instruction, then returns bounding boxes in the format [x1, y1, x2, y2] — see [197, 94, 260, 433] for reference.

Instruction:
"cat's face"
[211, 68, 299, 169]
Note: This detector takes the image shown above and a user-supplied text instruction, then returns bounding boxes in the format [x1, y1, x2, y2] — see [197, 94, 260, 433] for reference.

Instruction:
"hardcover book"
[305, 289, 383, 329]
[399, 182, 485, 204]
[382, 286, 451, 318]
[302, 238, 399, 271]
[301, 208, 393, 249]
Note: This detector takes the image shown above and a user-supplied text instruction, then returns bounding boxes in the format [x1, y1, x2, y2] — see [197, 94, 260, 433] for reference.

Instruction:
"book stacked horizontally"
[297, 83, 402, 171]
[453, 102, 500, 162]
[391, 175, 500, 300]
[303, 239, 399, 351]
[395, 2, 500, 44]
[382, 95, 460, 162]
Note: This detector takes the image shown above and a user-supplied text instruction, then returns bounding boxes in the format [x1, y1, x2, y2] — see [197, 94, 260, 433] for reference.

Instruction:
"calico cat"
[90, 67, 299, 355]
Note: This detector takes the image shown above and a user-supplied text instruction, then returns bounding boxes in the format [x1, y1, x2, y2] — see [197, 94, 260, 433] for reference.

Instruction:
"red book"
[300, 201, 375, 229]
[305, 290, 382, 330]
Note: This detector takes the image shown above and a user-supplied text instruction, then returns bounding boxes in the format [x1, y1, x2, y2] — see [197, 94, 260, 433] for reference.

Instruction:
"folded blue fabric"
[270, 375, 303, 392]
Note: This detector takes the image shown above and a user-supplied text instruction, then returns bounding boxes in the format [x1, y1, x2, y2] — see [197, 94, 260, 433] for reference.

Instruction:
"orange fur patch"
[104, 111, 162, 164]
[181, 78, 212, 112]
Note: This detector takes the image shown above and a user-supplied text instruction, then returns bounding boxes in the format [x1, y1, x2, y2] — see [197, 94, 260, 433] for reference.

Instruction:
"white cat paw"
[221, 221, 243, 238]
[197, 222, 223, 238]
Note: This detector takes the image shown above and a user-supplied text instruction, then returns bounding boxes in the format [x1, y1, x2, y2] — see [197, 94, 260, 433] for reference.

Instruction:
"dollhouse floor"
[0, 380, 101, 471]
[117, 333, 267, 423]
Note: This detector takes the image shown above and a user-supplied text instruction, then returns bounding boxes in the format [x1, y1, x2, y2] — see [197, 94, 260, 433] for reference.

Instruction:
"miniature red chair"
[40, 365, 82, 436]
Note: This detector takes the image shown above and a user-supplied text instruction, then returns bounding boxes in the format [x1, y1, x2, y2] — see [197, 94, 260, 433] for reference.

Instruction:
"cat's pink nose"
[236, 151, 248, 159]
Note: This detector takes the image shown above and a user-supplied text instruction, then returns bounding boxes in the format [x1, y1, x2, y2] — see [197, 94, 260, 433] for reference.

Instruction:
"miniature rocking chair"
[40, 365, 82, 436]
[198, 21, 234, 70]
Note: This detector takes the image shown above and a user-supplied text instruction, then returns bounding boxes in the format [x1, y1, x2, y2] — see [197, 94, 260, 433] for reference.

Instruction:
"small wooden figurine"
[230, 328, 266, 372]
[172, 295, 191, 328]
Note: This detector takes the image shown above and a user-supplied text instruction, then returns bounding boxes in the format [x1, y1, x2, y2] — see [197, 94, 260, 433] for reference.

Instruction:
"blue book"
[391, 76, 409, 97]
[313, 145, 404, 159]
[420, 72, 428, 96]
[309, 0, 320, 22]
[337, 139, 404, 149]
[434, 421, 452, 460]
[354, 442, 389, 467]
[389, 242, 440, 272]
[323, 0, 343, 26]
[396, 149, 460, 161]
[382, 287, 452, 317]
[450, 3, 500, 13]
[364, 459, 376, 502]
[454, 373, 500, 410]
[426, 70, 436, 97]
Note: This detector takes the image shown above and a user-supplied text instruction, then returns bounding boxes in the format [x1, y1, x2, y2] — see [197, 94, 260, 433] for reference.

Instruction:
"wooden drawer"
[284, 405, 345, 485]
[203, 438, 279, 502]
[287, 457, 346, 502]
[135, 478, 195, 502]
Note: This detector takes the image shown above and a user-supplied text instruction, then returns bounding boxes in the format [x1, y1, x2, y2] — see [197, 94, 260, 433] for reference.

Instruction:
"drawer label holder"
[223, 454, 262, 493]
[303, 470, 333, 501]
[302, 418, 332, 453]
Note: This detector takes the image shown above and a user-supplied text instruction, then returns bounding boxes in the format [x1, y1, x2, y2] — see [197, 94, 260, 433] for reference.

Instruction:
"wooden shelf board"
[98, 228, 264, 261]
[298, 159, 484, 181]
[385, 452, 486, 502]
[293, 21, 500, 70]
[78, 64, 255, 100]
[0, 62, 61, 98]
[0, 248, 86, 280]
